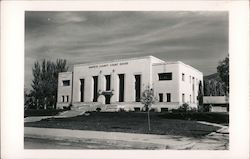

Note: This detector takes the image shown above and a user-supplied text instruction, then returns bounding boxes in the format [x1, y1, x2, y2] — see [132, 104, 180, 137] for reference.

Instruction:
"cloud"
[25, 11, 228, 90]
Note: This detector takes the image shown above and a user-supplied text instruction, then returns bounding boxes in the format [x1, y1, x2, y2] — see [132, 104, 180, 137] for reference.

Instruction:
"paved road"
[24, 137, 165, 149]
[24, 127, 228, 150]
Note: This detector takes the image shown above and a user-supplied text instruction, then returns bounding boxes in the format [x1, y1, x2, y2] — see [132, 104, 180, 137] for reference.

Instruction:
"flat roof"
[74, 55, 163, 67]
[153, 61, 203, 75]
[58, 72, 72, 75]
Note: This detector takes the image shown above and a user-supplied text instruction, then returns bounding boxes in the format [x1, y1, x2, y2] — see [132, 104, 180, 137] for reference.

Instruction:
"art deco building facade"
[57, 56, 203, 112]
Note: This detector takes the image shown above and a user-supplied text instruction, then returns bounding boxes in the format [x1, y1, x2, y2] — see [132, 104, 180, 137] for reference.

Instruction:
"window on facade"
[182, 93, 185, 103]
[66, 95, 69, 102]
[62, 80, 70, 86]
[105, 75, 111, 91]
[158, 73, 172, 80]
[62, 96, 65, 102]
[182, 73, 185, 81]
[80, 79, 85, 102]
[167, 93, 171, 102]
[159, 93, 163, 102]
[93, 76, 98, 102]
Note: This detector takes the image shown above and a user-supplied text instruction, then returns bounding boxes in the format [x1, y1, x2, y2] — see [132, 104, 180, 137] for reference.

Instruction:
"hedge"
[24, 109, 64, 117]
[158, 112, 229, 124]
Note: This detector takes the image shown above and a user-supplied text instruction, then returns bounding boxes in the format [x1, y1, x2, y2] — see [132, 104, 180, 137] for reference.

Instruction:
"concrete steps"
[71, 103, 119, 112]
[104, 104, 119, 112]
[59, 110, 85, 117]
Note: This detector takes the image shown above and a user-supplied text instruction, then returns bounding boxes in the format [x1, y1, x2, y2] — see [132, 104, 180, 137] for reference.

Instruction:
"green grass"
[24, 112, 222, 138]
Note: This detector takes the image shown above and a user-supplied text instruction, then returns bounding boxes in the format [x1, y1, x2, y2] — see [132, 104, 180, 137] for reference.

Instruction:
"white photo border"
[1, 1, 249, 159]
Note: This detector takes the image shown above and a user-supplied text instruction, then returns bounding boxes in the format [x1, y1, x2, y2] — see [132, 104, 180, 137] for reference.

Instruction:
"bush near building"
[24, 109, 64, 117]
[158, 112, 228, 125]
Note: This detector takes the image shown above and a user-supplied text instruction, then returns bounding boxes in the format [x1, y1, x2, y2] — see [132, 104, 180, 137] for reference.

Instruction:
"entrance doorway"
[105, 95, 111, 104]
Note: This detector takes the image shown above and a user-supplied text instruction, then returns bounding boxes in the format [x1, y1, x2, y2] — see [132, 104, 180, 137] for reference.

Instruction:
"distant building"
[57, 56, 203, 112]
[203, 96, 229, 112]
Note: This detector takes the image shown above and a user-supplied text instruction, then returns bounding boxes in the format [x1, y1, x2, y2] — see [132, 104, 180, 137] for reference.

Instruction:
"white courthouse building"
[57, 56, 203, 112]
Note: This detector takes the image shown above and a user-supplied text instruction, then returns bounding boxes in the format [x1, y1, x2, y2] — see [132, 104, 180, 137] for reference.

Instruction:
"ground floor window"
[62, 80, 70, 86]
[166, 93, 171, 102]
[159, 93, 163, 102]
[182, 93, 185, 103]
[66, 95, 69, 102]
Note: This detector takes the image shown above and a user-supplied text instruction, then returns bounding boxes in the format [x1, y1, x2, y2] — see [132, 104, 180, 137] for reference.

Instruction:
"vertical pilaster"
[98, 71, 105, 104]
[111, 70, 118, 103]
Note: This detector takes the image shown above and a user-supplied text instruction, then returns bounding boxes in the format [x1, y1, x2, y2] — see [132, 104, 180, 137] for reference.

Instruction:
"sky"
[25, 11, 228, 90]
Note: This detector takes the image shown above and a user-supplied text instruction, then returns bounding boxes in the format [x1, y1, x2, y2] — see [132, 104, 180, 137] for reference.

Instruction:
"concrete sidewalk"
[24, 127, 228, 150]
[24, 110, 85, 123]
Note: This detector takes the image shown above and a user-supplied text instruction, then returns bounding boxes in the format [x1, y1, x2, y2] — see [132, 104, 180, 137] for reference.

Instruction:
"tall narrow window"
[66, 95, 69, 102]
[105, 75, 111, 91]
[135, 75, 141, 102]
[93, 76, 98, 102]
[182, 93, 185, 103]
[159, 93, 163, 102]
[192, 77, 195, 103]
[166, 93, 171, 102]
[182, 73, 185, 81]
[62, 96, 64, 102]
[80, 79, 84, 102]
[118, 74, 125, 102]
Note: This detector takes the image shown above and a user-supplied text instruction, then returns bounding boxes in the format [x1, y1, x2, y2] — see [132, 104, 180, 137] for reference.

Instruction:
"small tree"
[197, 81, 203, 112]
[217, 55, 229, 94]
[178, 103, 190, 112]
[140, 86, 156, 132]
[30, 59, 68, 109]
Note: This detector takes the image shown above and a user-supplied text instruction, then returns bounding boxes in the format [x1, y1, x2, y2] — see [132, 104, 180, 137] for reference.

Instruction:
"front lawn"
[24, 112, 222, 138]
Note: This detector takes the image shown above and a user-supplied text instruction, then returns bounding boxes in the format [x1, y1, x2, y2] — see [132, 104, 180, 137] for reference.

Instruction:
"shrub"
[189, 107, 197, 112]
[161, 108, 169, 112]
[175, 103, 198, 113]
[175, 103, 189, 112]
[134, 107, 141, 112]
[96, 107, 101, 112]
[158, 112, 229, 124]
[24, 109, 64, 117]
[63, 106, 71, 110]
[150, 108, 157, 112]
[118, 108, 125, 112]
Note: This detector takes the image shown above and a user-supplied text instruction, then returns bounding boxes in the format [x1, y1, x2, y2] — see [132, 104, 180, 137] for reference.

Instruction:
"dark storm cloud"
[25, 11, 228, 89]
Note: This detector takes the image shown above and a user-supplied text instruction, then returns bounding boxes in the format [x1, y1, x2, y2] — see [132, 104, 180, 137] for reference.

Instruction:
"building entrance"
[105, 95, 111, 104]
